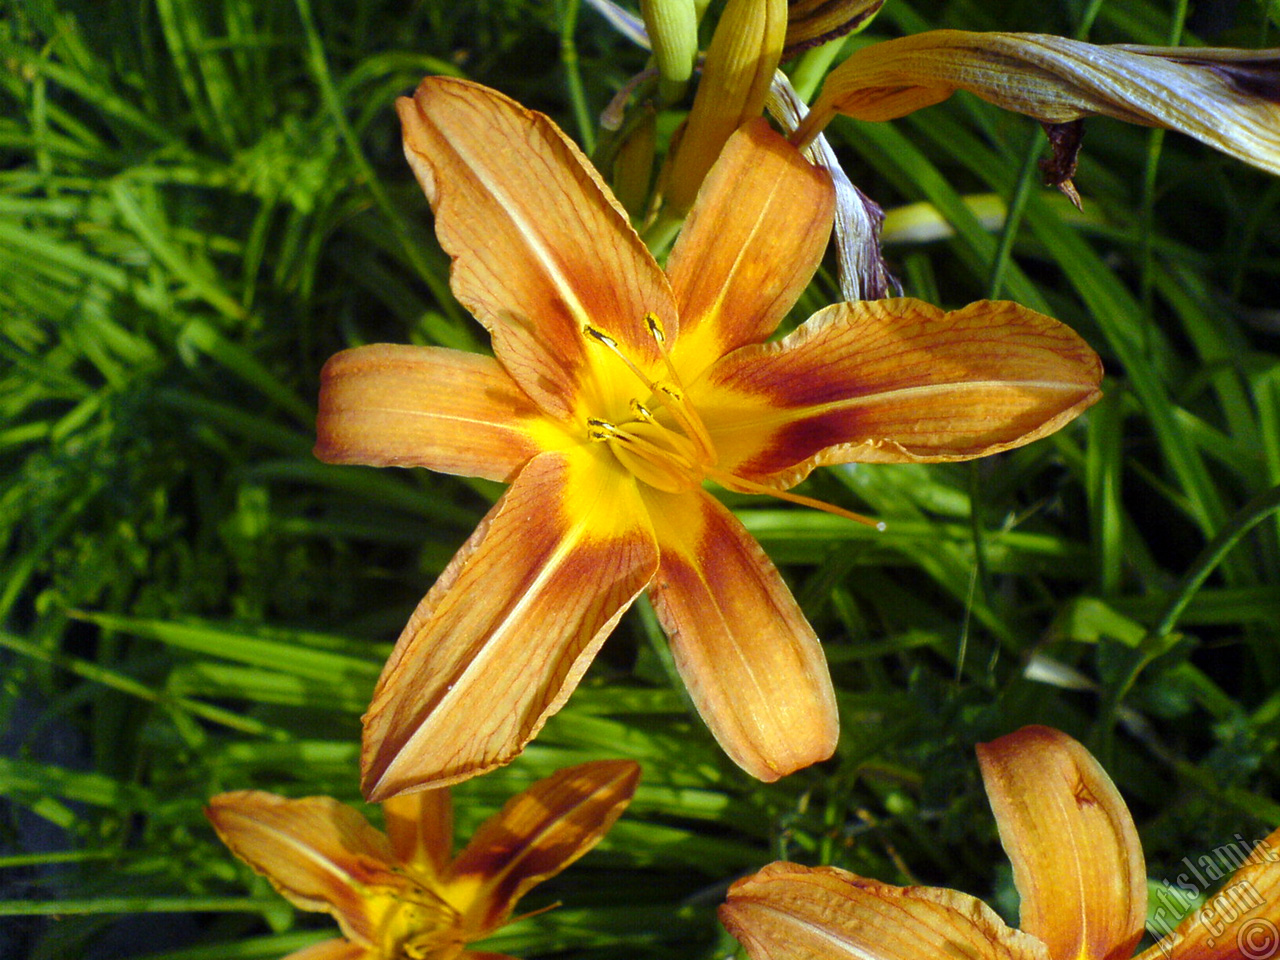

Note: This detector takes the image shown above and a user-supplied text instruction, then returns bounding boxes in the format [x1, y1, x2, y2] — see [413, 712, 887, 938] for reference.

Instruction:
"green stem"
[559, 0, 596, 153]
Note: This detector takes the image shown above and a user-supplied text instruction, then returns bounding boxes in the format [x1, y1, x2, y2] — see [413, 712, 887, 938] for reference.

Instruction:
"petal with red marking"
[361, 448, 658, 799]
[644, 489, 837, 781]
[451, 760, 640, 934]
[315, 344, 555, 482]
[382, 789, 454, 879]
[282, 940, 374, 960]
[697, 298, 1101, 487]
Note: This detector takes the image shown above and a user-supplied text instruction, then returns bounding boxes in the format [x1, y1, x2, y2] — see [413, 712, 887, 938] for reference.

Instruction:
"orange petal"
[666, 119, 834, 382]
[451, 760, 641, 935]
[314, 344, 554, 482]
[643, 489, 838, 781]
[282, 940, 374, 960]
[800, 32, 1280, 177]
[977, 726, 1146, 960]
[382, 788, 454, 878]
[720, 861, 1052, 960]
[1136, 825, 1280, 960]
[696, 298, 1102, 488]
[361, 448, 659, 799]
[205, 792, 397, 946]
[397, 78, 676, 420]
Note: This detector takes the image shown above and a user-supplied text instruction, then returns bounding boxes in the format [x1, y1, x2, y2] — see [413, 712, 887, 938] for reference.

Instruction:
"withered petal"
[784, 0, 885, 59]
[802, 31, 1280, 176]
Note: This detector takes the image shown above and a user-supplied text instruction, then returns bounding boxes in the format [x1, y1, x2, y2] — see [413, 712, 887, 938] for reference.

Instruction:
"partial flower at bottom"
[720, 726, 1280, 960]
[206, 760, 639, 960]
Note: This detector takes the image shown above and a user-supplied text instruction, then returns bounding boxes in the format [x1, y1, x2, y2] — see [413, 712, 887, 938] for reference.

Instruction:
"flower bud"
[665, 0, 787, 215]
[640, 0, 699, 103]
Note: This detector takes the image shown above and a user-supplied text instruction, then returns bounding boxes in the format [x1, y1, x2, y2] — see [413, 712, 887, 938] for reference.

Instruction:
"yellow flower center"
[583, 314, 719, 494]
[368, 879, 466, 960]
[581, 314, 883, 529]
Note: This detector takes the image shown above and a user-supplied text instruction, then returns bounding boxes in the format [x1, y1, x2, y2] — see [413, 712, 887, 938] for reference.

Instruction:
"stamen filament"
[644, 311, 684, 386]
[583, 319, 718, 468]
[708, 467, 886, 530]
[584, 323, 660, 394]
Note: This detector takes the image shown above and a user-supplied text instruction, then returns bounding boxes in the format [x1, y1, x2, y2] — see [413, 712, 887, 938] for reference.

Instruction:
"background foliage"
[2, 0, 1279, 957]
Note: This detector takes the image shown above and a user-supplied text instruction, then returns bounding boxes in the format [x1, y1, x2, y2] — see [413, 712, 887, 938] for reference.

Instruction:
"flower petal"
[697, 298, 1101, 488]
[382, 788, 454, 879]
[397, 77, 676, 420]
[361, 448, 659, 799]
[282, 940, 374, 960]
[977, 726, 1146, 960]
[450, 760, 641, 935]
[666, 119, 834, 381]
[1137, 826, 1280, 960]
[800, 31, 1280, 177]
[205, 792, 397, 946]
[314, 344, 555, 482]
[720, 861, 1052, 960]
[644, 488, 837, 781]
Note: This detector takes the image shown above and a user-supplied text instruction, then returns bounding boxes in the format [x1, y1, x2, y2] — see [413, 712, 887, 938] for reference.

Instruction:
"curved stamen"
[587, 418, 703, 492]
[709, 467, 886, 530]
[584, 319, 717, 467]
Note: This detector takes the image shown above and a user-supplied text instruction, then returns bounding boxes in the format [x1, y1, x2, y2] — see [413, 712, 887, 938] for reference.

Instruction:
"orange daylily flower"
[316, 76, 1103, 799]
[206, 759, 640, 960]
[721, 725, 1280, 960]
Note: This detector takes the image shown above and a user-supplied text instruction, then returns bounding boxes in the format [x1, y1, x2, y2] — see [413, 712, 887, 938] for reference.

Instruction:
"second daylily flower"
[721, 726, 1280, 960]
[316, 77, 1103, 798]
[207, 760, 639, 960]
